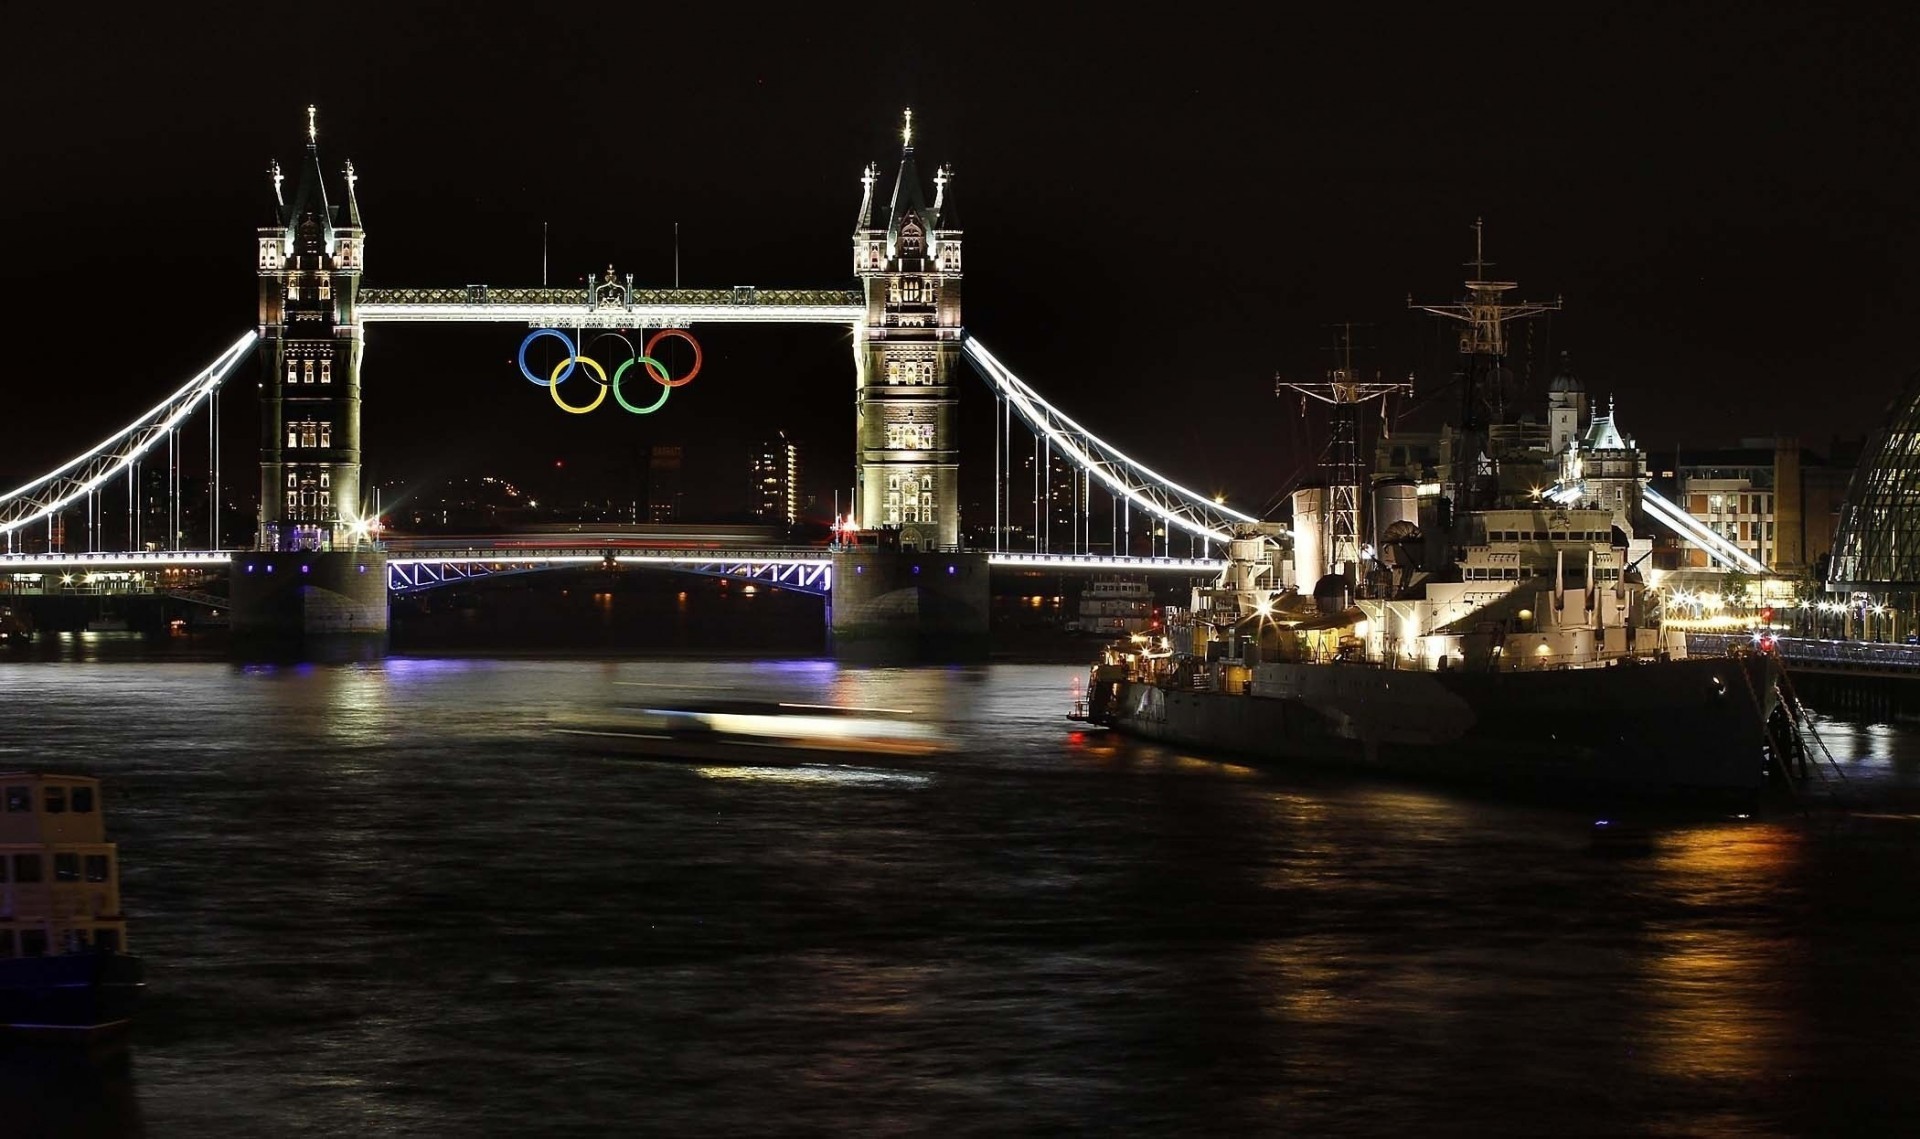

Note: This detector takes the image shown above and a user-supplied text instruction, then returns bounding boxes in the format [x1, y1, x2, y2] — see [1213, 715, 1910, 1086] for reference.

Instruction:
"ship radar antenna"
[1408, 222, 1562, 512]
[1467, 217, 1492, 282]
[1276, 323, 1412, 584]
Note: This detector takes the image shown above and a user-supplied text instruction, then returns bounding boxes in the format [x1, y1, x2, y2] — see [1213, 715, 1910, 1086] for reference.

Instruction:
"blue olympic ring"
[518, 328, 578, 386]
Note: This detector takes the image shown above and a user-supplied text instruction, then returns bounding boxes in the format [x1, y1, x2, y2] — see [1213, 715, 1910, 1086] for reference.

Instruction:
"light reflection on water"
[0, 652, 1918, 1134]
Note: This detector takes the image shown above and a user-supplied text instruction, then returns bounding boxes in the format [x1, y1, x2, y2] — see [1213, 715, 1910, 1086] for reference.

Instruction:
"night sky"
[4, 2, 1915, 520]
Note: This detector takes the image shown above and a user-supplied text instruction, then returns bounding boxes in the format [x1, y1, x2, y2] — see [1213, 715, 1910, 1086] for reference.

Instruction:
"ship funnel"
[1290, 487, 1325, 591]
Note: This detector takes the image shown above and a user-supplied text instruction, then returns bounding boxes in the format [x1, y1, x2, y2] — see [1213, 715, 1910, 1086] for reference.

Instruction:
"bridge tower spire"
[255, 107, 367, 553]
[852, 110, 962, 551]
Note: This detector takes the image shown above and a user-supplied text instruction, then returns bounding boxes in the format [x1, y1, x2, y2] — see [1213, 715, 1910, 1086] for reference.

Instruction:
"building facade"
[647, 445, 684, 524]
[752, 432, 801, 526]
[255, 110, 366, 552]
[1666, 439, 1846, 575]
[852, 113, 962, 551]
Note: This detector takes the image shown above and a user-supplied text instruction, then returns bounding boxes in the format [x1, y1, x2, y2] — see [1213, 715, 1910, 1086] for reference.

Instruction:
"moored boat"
[1, 774, 142, 1037]
[1078, 234, 1791, 801]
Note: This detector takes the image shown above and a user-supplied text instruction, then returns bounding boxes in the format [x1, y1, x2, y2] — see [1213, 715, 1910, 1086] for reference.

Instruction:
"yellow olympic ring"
[550, 357, 608, 414]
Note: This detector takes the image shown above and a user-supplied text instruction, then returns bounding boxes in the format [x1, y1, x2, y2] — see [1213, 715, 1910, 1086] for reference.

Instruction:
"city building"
[752, 432, 801, 527]
[647, 445, 684, 524]
[1654, 439, 1850, 576]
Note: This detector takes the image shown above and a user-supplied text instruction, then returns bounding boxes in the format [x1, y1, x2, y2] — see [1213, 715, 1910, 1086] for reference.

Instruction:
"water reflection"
[1, 656, 1918, 1133]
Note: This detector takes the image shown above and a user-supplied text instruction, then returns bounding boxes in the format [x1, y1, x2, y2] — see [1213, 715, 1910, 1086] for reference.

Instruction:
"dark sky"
[4, 2, 1915, 518]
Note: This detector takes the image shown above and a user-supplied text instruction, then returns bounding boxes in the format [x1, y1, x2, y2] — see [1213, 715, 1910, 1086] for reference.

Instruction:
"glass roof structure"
[1829, 369, 1920, 593]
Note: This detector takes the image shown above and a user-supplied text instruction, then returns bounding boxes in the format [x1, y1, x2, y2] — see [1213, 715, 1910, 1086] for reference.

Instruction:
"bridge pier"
[229, 549, 388, 651]
[829, 549, 989, 660]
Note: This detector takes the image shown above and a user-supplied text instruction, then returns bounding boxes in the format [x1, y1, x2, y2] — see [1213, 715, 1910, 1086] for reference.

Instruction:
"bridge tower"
[853, 110, 962, 551]
[232, 108, 385, 646]
[255, 106, 366, 553]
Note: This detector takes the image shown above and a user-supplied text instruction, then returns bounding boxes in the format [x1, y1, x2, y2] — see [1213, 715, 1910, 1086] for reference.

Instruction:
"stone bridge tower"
[853, 110, 962, 551]
[255, 106, 366, 553]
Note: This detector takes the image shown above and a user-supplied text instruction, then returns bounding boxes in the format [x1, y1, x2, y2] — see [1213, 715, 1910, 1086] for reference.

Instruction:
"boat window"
[4, 786, 28, 812]
[71, 786, 94, 813]
[55, 853, 80, 882]
[0, 856, 7, 883]
[62, 929, 89, 954]
[0, 932, 10, 957]
[45, 786, 66, 813]
[12, 854, 41, 883]
[95, 928, 121, 954]
[86, 855, 109, 883]
[19, 930, 46, 957]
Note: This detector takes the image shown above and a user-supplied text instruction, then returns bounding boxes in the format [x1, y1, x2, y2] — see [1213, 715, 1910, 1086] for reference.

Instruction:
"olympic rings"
[550, 357, 608, 414]
[613, 357, 672, 415]
[642, 329, 703, 388]
[518, 328, 577, 386]
[514, 327, 704, 416]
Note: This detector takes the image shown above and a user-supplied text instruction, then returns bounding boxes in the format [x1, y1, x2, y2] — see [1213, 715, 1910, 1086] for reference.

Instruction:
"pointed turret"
[932, 163, 958, 231]
[343, 159, 363, 230]
[283, 105, 333, 251]
[885, 108, 931, 255]
[854, 162, 878, 232]
[262, 159, 285, 226]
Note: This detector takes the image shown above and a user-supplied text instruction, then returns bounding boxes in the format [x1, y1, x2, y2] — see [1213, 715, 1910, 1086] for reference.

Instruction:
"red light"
[1761, 606, 1775, 623]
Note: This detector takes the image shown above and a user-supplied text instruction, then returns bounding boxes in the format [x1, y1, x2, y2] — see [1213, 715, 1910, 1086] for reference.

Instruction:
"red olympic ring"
[643, 329, 703, 388]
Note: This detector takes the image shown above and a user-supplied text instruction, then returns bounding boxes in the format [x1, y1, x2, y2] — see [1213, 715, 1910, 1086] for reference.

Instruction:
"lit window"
[303, 360, 315, 384]
[318, 276, 331, 300]
[320, 359, 332, 384]
[320, 472, 331, 489]
[286, 362, 298, 386]
[288, 280, 300, 301]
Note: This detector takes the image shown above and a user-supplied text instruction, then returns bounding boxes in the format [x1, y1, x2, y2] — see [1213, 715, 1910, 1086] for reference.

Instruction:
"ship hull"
[0, 954, 143, 1037]
[1103, 656, 1778, 798]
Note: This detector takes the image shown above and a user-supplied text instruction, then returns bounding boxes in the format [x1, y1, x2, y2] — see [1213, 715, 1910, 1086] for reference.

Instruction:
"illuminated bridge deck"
[356, 287, 866, 327]
[0, 549, 1223, 599]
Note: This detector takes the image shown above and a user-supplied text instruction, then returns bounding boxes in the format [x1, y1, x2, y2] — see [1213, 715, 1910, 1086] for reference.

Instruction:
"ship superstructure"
[1081, 232, 1786, 797]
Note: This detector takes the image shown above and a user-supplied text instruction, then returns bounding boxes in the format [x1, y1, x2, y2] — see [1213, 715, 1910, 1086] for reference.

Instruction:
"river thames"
[4, 638, 1919, 1136]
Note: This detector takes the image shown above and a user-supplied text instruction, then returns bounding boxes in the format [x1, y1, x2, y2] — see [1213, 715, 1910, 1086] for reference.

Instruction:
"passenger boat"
[0, 606, 31, 646]
[1, 774, 142, 1037]
[555, 701, 949, 765]
[1065, 577, 1155, 637]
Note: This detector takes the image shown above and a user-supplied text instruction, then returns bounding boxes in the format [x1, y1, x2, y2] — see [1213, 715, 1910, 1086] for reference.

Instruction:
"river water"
[3, 637, 1919, 1136]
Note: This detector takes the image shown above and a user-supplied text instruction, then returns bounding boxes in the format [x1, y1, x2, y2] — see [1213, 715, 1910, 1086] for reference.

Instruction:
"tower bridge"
[1, 109, 1258, 653]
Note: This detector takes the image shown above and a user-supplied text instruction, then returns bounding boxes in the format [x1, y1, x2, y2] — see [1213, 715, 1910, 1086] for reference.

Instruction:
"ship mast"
[1277, 324, 1413, 585]
[1408, 219, 1560, 513]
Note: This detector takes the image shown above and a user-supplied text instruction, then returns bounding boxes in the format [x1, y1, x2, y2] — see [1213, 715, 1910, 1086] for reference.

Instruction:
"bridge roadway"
[354, 287, 867, 328]
[0, 544, 1225, 599]
[1688, 632, 1920, 681]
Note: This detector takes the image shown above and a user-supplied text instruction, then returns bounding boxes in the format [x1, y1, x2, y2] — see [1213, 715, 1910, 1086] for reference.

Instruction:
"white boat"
[1065, 577, 1154, 636]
